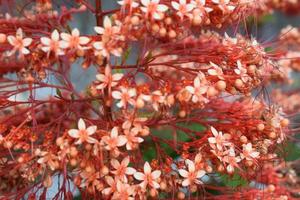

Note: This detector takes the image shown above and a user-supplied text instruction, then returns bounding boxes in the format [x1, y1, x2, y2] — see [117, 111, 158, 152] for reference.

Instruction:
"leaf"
[279, 142, 300, 161]
[56, 88, 62, 98]
[219, 173, 248, 188]
[142, 146, 157, 162]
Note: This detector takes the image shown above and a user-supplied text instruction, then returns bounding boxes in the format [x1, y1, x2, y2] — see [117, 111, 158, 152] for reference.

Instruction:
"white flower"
[101, 127, 127, 150]
[234, 60, 249, 83]
[7, 28, 32, 56]
[185, 74, 208, 103]
[140, 0, 169, 20]
[134, 162, 161, 189]
[151, 90, 165, 111]
[40, 30, 64, 56]
[112, 87, 136, 108]
[222, 147, 241, 173]
[207, 62, 224, 80]
[171, 0, 195, 19]
[211, 0, 235, 12]
[178, 159, 206, 187]
[191, 0, 213, 13]
[94, 16, 120, 37]
[96, 65, 123, 91]
[93, 41, 122, 58]
[240, 143, 260, 160]
[124, 129, 144, 150]
[60, 28, 90, 50]
[208, 126, 231, 150]
[112, 181, 135, 200]
[111, 157, 136, 182]
[118, 0, 139, 8]
[68, 118, 97, 144]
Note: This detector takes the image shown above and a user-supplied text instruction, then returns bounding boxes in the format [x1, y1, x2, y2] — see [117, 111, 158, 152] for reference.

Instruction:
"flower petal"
[78, 118, 86, 130]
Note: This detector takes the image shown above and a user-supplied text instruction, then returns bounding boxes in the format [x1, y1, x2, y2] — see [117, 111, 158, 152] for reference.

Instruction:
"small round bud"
[267, 184, 275, 192]
[257, 123, 265, 131]
[0, 33, 6, 43]
[152, 24, 160, 33]
[70, 147, 78, 157]
[206, 165, 213, 173]
[192, 15, 202, 26]
[56, 137, 64, 146]
[207, 86, 218, 97]
[85, 165, 93, 173]
[3, 141, 12, 149]
[268, 132, 277, 139]
[164, 17, 172, 25]
[217, 164, 225, 172]
[131, 16, 140, 26]
[245, 160, 253, 167]
[216, 80, 226, 91]
[17, 156, 24, 163]
[160, 181, 167, 190]
[177, 192, 185, 199]
[76, 49, 85, 57]
[190, 185, 198, 192]
[159, 28, 167, 37]
[70, 158, 77, 167]
[280, 118, 289, 127]
[43, 175, 53, 188]
[85, 144, 92, 151]
[179, 110, 186, 118]
[101, 166, 109, 176]
[235, 79, 243, 88]
[248, 65, 256, 74]
[136, 98, 145, 108]
[149, 188, 158, 197]
[168, 30, 177, 39]
[141, 128, 150, 137]
[240, 135, 248, 143]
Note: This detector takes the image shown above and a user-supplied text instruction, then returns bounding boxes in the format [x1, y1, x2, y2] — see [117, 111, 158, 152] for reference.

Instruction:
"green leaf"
[56, 88, 62, 98]
[142, 146, 157, 162]
[219, 173, 248, 188]
[279, 142, 300, 161]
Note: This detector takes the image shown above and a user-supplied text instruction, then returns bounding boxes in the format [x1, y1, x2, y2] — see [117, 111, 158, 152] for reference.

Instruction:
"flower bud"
[216, 80, 226, 91]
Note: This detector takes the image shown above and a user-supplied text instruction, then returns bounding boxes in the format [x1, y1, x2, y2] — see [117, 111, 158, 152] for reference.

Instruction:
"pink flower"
[112, 181, 135, 200]
[37, 151, 58, 171]
[112, 87, 136, 108]
[234, 60, 249, 83]
[133, 162, 161, 189]
[60, 28, 90, 50]
[102, 176, 118, 196]
[207, 62, 224, 80]
[208, 126, 231, 150]
[211, 0, 235, 12]
[7, 28, 32, 56]
[96, 65, 123, 91]
[93, 41, 122, 58]
[124, 129, 144, 150]
[192, 0, 213, 13]
[185, 74, 208, 103]
[94, 16, 120, 38]
[118, 0, 139, 8]
[150, 90, 165, 111]
[68, 118, 97, 145]
[222, 147, 241, 173]
[40, 30, 64, 56]
[111, 157, 136, 182]
[101, 127, 127, 150]
[171, 0, 195, 19]
[178, 159, 206, 187]
[240, 143, 260, 160]
[140, 0, 169, 20]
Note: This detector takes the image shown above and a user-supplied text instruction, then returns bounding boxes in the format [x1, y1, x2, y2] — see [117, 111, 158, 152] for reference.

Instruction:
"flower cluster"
[0, 0, 298, 200]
